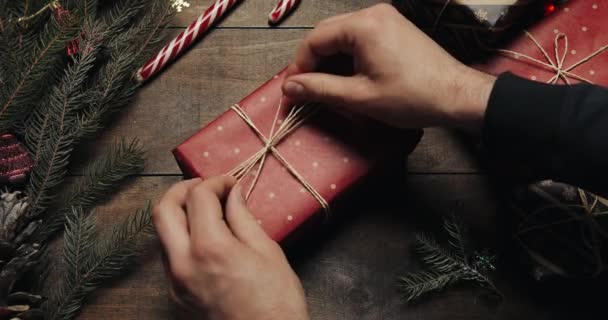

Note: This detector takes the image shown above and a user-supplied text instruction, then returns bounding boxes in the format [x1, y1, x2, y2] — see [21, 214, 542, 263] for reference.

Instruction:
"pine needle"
[25, 25, 104, 221]
[0, 12, 79, 131]
[399, 270, 464, 302]
[36, 139, 145, 242]
[45, 204, 155, 320]
[415, 233, 463, 274]
[399, 215, 501, 303]
[1, 0, 172, 317]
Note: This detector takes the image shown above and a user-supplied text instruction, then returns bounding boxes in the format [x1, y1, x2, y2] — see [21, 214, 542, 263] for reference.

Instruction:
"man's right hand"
[282, 4, 496, 132]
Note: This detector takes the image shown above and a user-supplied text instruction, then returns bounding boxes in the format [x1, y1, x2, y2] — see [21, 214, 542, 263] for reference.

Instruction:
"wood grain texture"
[62, 2, 571, 319]
[70, 29, 480, 175]
[72, 175, 586, 320]
[170, 0, 389, 28]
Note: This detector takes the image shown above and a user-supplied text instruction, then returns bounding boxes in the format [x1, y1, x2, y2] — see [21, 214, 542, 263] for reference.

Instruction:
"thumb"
[282, 73, 370, 107]
[225, 184, 274, 249]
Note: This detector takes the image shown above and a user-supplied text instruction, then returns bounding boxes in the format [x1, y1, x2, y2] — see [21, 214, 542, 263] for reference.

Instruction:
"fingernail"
[283, 81, 305, 97]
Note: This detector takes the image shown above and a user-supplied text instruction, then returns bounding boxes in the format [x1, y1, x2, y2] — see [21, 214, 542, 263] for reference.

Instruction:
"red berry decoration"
[67, 37, 81, 56]
[0, 134, 34, 185]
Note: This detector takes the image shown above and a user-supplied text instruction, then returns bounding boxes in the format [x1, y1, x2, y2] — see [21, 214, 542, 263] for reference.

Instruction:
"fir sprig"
[0, 0, 173, 317]
[45, 205, 155, 320]
[24, 23, 104, 221]
[0, 11, 78, 131]
[399, 216, 501, 302]
[36, 139, 145, 242]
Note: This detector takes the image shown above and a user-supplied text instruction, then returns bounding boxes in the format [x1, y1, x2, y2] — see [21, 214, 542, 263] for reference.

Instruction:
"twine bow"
[495, 31, 608, 85]
[227, 101, 330, 213]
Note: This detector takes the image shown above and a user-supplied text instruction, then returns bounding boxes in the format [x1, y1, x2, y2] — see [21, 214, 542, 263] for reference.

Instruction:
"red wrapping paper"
[173, 68, 421, 241]
[475, 0, 608, 86]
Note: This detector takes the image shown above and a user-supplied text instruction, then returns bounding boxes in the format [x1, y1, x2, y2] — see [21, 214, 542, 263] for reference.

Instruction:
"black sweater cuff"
[482, 73, 569, 180]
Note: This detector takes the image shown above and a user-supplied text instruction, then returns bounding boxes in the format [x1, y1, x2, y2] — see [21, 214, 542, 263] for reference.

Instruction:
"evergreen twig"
[24, 23, 104, 222]
[36, 139, 145, 242]
[0, 0, 173, 317]
[0, 12, 78, 131]
[399, 215, 501, 303]
[45, 204, 155, 320]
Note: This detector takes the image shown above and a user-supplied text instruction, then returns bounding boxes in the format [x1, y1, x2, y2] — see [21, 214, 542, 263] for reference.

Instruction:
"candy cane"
[136, 0, 241, 82]
[268, 0, 300, 25]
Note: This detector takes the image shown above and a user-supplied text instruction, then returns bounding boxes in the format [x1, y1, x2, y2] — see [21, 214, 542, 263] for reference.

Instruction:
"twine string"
[15, 0, 60, 23]
[494, 31, 608, 85]
[227, 101, 330, 213]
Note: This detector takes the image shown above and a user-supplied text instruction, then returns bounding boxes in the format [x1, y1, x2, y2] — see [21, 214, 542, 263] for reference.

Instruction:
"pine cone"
[0, 191, 29, 245]
[0, 134, 34, 186]
[0, 292, 44, 320]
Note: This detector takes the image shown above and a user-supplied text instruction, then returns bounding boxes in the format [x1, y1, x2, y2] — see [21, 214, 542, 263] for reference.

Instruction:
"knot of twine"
[227, 101, 330, 213]
[495, 31, 608, 85]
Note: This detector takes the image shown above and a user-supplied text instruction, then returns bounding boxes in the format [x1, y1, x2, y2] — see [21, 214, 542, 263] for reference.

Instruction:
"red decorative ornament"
[67, 37, 81, 56]
[545, 3, 557, 16]
[0, 134, 34, 185]
[51, 2, 70, 23]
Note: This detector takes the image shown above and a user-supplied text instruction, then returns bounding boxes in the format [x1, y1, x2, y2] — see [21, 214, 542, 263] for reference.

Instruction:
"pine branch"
[399, 270, 465, 302]
[62, 206, 96, 288]
[399, 216, 502, 303]
[45, 205, 154, 320]
[415, 233, 464, 274]
[443, 215, 467, 260]
[74, 0, 171, 140]
[24, 23, 105, 222]
[78, 0, 100, 21]
[36, 139, 145, 241]
[101, 0, 146, 40]
[0, 13, 78, 131]
[123, 0, 174, 61]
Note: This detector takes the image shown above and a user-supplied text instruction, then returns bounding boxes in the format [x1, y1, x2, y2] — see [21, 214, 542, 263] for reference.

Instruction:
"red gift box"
[173, 68, 421, 241]
[476, 0, 608, 86]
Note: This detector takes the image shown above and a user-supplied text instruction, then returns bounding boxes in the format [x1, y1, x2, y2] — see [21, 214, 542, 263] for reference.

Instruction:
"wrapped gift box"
[511, 180, 608, 279]
[475, 0, 608, 86]
[173, 68, 421, 241]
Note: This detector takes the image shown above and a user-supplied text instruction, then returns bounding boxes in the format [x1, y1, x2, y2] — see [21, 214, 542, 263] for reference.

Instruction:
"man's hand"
[153, 176, 309, 320]
[283, 3, 496, 131]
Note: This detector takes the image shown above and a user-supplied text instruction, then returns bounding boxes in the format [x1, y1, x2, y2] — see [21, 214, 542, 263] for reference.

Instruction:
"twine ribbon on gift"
[226, 100, 330, 213]
[493, 31, 608, 85]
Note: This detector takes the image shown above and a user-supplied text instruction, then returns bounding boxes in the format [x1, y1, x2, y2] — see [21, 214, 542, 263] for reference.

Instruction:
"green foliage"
[44, 205, 154, 320]
[36, 139, 145, 242]
[14, 0, 172, 240]
[0, 0, 173, 318]
[25, 23, 104, 220]
[399, 216, 501, 303]
[0, 10, 79, 132]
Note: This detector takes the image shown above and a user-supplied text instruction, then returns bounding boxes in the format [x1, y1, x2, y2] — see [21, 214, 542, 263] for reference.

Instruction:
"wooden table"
[72, 1, 588, 319]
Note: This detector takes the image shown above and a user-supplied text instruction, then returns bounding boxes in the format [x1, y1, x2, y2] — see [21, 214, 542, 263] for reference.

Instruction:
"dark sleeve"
[482, 73, 608, 195]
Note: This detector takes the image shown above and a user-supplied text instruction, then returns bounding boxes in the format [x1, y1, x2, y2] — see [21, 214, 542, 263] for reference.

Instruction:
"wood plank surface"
[75, 175, 594, 320]
[170, 0, 389, 28]
[63, 1, 577, 319]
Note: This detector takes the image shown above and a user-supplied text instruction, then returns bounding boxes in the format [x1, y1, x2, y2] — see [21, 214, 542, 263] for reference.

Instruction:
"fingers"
[283, 72, 372, 107]
[291, 16, 356, 75]
[186, 175, 238, 245]
[154, 178, 202, 264]
[224, 184, 273, 250]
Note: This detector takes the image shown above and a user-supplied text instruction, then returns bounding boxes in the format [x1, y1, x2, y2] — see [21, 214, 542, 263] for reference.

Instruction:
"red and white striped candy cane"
[268, 0, 300, 25]
[136, 0, 241, 83]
